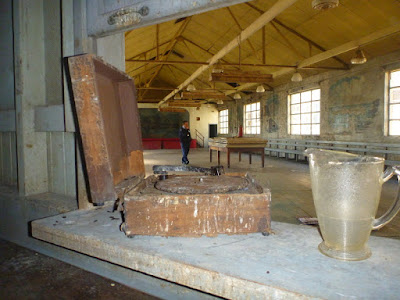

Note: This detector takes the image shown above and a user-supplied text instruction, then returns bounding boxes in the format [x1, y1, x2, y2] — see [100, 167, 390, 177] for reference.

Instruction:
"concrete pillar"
[0, 0, 17, 186]
[96, 33, 126, 71]
[14, 0, 48, 195]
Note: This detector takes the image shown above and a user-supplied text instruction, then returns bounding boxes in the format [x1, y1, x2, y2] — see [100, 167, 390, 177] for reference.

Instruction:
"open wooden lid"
[68, 54, 145, 205]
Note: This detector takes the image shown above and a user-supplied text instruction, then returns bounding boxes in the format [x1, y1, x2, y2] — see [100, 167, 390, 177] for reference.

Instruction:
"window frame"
[386, 69, 400, 136]
[243, 102, 261, 135]
[218, 109, 229, 135]
[288, 88, 321, 136]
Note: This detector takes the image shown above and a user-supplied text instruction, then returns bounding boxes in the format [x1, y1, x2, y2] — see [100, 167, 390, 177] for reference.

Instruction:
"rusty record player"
[68, 54, 271, 238]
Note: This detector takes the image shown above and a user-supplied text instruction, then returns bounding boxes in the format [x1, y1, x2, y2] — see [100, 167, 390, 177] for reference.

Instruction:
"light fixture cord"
[238, 35, 242, 70]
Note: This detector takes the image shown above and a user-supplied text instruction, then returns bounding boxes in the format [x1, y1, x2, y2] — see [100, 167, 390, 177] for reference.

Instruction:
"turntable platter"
[155, 175, 249, 194]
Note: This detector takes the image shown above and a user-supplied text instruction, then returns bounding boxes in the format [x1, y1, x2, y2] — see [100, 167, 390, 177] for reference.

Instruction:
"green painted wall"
[139, 108, 189, 138]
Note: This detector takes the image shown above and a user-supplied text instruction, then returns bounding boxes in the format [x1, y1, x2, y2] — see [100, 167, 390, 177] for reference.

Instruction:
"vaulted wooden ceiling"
[125, 0, 400, 105]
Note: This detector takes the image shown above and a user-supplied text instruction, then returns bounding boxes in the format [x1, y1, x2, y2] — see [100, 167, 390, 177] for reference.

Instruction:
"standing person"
[179, 120, 192, 165]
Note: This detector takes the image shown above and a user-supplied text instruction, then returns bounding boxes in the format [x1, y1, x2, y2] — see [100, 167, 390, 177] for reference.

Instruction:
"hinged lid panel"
[68, 54, 145, 205]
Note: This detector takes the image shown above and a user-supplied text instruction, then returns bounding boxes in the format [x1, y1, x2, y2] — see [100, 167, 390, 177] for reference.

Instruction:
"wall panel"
[0, 132, 17, 186]
[48, 132, 76, 197]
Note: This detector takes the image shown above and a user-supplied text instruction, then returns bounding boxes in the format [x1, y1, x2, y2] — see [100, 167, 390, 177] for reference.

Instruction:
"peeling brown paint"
[122, 174, 271, 237]
[68, 54, 145, 205]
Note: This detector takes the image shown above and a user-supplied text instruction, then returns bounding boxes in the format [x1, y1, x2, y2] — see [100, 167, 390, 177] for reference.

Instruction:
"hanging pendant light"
[233, 93, 241, 100]
[350, 48, 367, 65]
[312, 0, 339, 10]
[217, 99, 223, 105]
[256, 85, 265, 93]
[291, 70, 303, 82]
[186, 84, 196, 92]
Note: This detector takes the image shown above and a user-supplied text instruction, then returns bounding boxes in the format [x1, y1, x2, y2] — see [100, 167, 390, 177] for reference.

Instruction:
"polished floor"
[1, 148, 399, 300]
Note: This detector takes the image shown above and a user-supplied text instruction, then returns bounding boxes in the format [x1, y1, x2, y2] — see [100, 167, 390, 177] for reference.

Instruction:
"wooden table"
[209, 145, 265, 168]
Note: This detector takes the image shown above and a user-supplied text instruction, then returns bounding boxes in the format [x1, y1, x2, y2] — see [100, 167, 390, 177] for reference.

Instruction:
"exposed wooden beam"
[211, 71, 273, 83]
[125, 59, 346, 70]
[170, 65, 211, 88]
[244, 2, 349, 68]
[137, 86, 264, 91]
[229, 24, 400, 95]
[180, 36, 231, 65]
[127, 64, 159, 77]
[181, 90, 227, 99]
[273, 19, 349, 68]
[156, 24, 159, 59]
[141, 18, 191, 100]
[126, 40, 170, 61]
[136, 87, 175, 90]
[297, 24, 400, 69]
[270, 21, 305, 59]
[169, 101, 203, 107]
[159, 0, 299, 106]
[126, 59, 159, 74]
[159, 108, 187, 113]
[182, 39, 198, 61]
[138, 99, 163, 103]
[262, 26, 266, 64]
[226, 7, 261, 63]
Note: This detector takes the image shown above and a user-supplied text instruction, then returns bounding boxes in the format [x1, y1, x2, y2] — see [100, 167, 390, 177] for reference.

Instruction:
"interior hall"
[1, 0, 400, 299]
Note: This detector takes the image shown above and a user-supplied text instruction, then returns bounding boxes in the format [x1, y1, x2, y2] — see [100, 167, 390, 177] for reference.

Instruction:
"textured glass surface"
[312, 101, 320, 112]
[290, 88, 320, 136]
[301, 102, 311, 113]
[219, 109, 228, 134]
[301, 90, 312, 102]
[312, 89, 321, 100]
[390, 70, 400, 87]
[389, 120, 400, 135]
[291, 93, 300, 104]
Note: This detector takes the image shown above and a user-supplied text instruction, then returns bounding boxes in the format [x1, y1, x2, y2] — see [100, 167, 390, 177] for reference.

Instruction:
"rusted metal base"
[121, 173, 271, 237]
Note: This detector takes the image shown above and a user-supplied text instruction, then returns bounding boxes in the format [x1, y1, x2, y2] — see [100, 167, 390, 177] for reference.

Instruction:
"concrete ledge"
[32, 205, 400, 299]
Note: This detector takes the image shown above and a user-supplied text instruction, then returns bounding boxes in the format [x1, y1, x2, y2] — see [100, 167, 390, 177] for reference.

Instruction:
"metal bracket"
[153, 165, 225, 177]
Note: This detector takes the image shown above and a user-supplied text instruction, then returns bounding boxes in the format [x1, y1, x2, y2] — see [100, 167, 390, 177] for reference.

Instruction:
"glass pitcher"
[305, 149, 400, 261]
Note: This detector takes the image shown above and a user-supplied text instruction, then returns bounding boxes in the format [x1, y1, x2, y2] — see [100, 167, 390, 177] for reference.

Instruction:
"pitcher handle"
[372, 166, 400, 230]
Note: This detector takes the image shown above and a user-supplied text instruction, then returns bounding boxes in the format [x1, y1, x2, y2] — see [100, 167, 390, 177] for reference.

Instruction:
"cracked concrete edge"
[31, 221, 317, 300]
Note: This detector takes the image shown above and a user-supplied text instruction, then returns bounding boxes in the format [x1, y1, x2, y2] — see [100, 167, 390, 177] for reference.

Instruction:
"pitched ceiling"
[125, 0, 400, 105]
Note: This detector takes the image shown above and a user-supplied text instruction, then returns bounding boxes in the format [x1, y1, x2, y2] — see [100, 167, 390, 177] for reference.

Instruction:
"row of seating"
[265, 138, 400, 166]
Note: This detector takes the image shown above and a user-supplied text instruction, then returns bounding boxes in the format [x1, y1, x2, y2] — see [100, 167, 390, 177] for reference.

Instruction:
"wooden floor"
[143, 148, 400, 239]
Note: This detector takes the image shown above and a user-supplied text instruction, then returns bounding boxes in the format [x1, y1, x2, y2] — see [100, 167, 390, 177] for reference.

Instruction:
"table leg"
[227, 149, 230, 168]
[239, 151, 241, 162]
[261, 149, 265, 168]
[217, 150, 220, 165]
[249, 153, 252, 165]
[209, 148, 212, 162]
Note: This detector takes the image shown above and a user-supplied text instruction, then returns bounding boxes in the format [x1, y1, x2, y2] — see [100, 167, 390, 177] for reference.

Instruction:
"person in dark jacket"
[179, 120, 192, 164]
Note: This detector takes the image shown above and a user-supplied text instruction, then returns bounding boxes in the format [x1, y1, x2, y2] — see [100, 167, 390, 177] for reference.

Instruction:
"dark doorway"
[209, 124, 217, 138]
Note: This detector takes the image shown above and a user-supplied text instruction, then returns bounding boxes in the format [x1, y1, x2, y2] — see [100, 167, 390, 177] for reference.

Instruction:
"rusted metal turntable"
[68, 54, 271, 238]
[120, 165, 271, 237]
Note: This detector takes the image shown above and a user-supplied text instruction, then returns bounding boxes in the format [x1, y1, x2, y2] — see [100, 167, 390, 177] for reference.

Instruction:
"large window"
[244, 102, 260, 134]
[219, 109, 228, 134]
[289, 88, 320, 135]
[388, 70, 400, 135]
